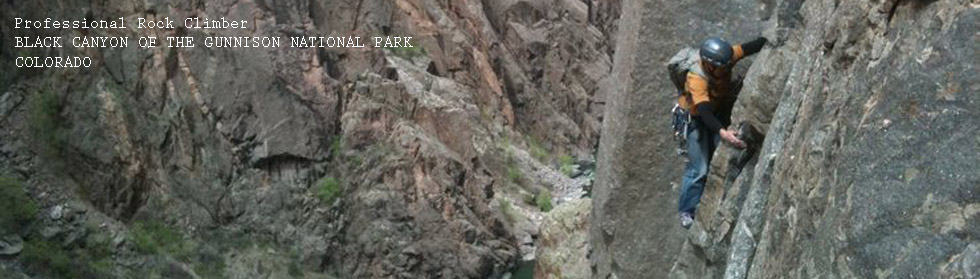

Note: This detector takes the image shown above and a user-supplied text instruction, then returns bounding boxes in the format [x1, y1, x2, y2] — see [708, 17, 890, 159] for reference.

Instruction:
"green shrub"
[84, 233, 114, 261]
[88, 258, 114, 276]
[527, 137, 549, 163]
[507, 164, 523, 186]
[535, 190, 552, 212]
[317, 177, 342, 205]
[204, 229, 254, 253]
[21, 239, 72, 277]
[347, 154, 364, 168]
[131, 221, 190, 258]
[499, 199, 517, 224]
[28, 90, 66, 157]
[558, 154, 575, 177]
[330, 137, 342, 159]
[504, 144, 525, 187]
[0, 177, 37, 234]
[479, 106, 492, 123]
[193, 249, 226, 279]
[20, 235, 116, 279]
[386, 44, 427, 60]
[83, 233, 116, 277]
[287, 248, 304, 278]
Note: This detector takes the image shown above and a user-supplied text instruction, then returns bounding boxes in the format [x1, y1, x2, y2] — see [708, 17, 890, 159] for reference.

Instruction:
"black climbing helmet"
[699, 37, 734, 68]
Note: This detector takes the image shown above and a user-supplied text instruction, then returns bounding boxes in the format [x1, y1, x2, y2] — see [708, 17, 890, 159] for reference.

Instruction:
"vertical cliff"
[591, 0, 978, 278]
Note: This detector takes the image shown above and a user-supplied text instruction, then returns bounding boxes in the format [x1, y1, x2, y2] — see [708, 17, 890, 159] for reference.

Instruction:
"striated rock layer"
[591, 0, 978, 278]
[0, 0, 616, 278]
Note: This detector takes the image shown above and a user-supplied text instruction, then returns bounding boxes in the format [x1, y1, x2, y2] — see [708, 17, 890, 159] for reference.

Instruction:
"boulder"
[536, 198, 591, 279]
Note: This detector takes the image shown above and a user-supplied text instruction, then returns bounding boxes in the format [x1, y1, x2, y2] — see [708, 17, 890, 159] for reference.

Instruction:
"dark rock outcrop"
[592, 0, 978, 278]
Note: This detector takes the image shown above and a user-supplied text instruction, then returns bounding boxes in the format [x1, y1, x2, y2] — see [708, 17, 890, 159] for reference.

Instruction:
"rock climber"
[677, 36, 767, 229]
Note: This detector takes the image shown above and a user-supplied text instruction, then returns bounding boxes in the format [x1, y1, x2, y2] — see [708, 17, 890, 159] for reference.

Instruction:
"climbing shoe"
[679, 212, 694, 229]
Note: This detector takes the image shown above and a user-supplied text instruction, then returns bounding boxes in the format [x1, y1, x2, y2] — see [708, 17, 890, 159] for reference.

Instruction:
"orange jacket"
[678, 44, 746, 115]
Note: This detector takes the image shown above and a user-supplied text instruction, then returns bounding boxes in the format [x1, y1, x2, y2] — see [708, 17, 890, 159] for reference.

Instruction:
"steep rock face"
[592, 0, 978, 278]
[734, 1, 978, 278]
[0, 0, 615, 278]
[481, 0, 612, 156]
[332, 69, 516, 278]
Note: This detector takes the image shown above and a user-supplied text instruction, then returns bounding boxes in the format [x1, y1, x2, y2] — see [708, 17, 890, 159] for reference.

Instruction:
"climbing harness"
[671, 103, 691, 157]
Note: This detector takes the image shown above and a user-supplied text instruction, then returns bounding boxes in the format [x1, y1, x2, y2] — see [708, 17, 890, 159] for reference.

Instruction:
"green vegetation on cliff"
[20, 234, 114, 278]
[28, 90, 66, 158]
[131, 220, 192, 257]
[317, 177, 342, 205]
[535, 189, 553, 212]
[0, 177, 37, 234]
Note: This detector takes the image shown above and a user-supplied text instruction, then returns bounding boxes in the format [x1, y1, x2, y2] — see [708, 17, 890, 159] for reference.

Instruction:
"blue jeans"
[678, 118, 720, 215]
